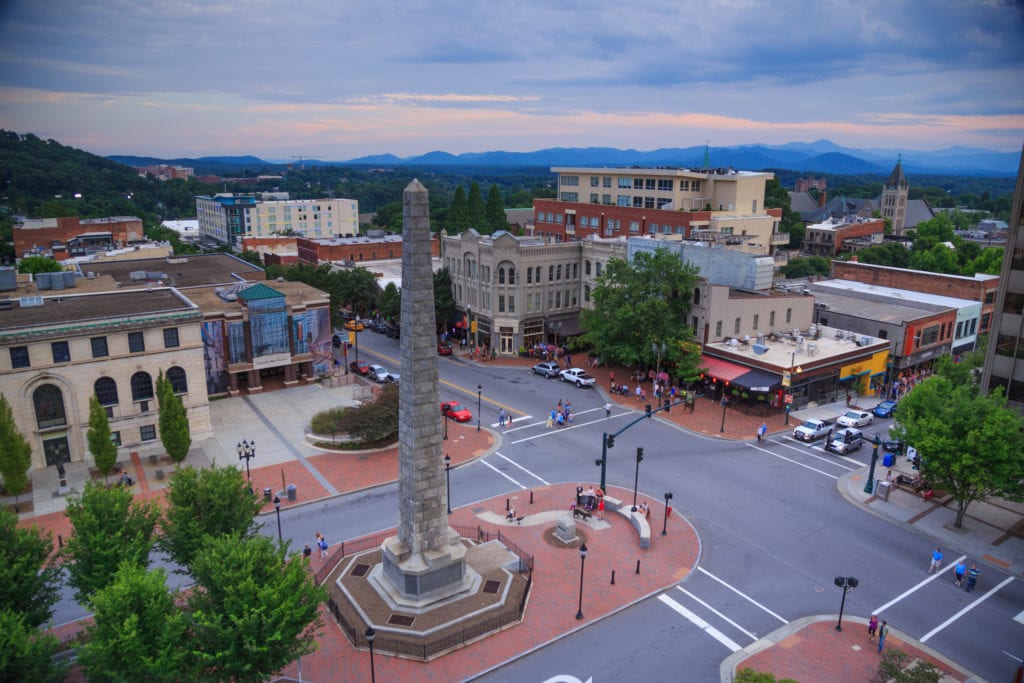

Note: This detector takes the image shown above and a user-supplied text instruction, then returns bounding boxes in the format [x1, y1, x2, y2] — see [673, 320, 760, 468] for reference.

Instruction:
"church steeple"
[881, 154, 909, 236]
[703, 140, 710, 168]
[886, 153, 907, 188]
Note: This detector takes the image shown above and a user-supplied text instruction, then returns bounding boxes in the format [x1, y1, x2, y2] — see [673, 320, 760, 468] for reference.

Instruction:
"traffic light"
[636, 446, 644, 462]
[606, 433, 615, 448]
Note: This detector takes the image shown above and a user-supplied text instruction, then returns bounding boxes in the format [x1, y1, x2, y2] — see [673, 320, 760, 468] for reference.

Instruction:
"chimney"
[818, 191, 827, 208]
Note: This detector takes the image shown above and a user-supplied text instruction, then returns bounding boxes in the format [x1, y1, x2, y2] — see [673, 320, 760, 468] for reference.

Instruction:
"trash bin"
[883, 453, 895, 468]
[263, 487, 272, 502]
[878, 481, 892, 501]
[287, 484, 297, 501]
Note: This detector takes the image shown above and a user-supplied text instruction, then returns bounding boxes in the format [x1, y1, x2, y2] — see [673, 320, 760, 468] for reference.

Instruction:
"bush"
[310, 408, 348, 435]
[310, 384, 399, 444]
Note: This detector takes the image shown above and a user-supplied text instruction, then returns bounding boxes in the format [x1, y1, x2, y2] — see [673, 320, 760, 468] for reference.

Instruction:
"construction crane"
[291, 155, 321, 171]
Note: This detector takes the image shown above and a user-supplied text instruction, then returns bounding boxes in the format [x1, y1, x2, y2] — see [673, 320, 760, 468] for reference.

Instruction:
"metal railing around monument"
[319, 524, 534, 661]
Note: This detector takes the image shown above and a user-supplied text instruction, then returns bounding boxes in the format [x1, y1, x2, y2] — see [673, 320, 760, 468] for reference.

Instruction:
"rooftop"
[84, 253, 264, 288]
[0, 289, 198, 337]
[704, 323, 888, 370]
[811, 279, 979, 310]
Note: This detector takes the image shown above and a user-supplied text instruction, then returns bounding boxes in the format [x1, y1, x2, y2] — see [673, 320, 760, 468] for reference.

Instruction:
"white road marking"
[873, 556, 968, 614]
[745, 443, 840, 480]
[919, 576, 1016, 643]
[697, 566, 789, 624]
[675, 586, 758, 640]
[658, 594, 742, 652]
[494, 451, 550, 485]
[1015, 609, 1024, 627]
[478, 459, 527, 489]
[508, 413, 628, 444]
[542, 676, 593, 683]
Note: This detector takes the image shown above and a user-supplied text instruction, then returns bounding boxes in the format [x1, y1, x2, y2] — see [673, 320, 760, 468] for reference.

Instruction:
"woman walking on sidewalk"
[867, 614, 878, 642]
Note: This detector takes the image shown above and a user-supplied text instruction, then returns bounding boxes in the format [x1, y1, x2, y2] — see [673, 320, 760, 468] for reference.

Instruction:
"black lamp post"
[719, 395, 729, 433]
[630, 447, 644, 512]
[834, 576, 858, 631]
[365, 626, 376, 683]
[652, 342, 666, 377]
[864, 435, 882, 494]
[273, 495, 282, 543]
[236, 439, 255, 482]
[476, 384, 482, 432]
[444, 454, 452, 515]
[575, 542, 588, 620]
[662, 492, 673, 535]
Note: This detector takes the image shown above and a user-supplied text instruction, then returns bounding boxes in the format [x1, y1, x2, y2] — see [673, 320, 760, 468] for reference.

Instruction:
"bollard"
[635, 559, 641, 575]
[58, 534, 63, 549]
[506, 498, 510, 511]
[530, 491, 534, 505]
[611, 570, 616, 585]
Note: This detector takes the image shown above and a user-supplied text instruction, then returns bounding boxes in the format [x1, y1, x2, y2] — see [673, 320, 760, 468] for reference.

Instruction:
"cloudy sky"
[0, 0, 1022, 160]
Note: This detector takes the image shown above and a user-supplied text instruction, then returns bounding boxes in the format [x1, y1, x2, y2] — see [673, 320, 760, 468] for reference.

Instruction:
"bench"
[603, 496, 651, 548]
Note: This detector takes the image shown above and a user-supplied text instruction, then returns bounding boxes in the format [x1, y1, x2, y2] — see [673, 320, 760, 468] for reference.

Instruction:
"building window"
[556, 265, 562, 281]
[163, 328, 180, 348]
[584, 285, 590, 302]
[128, 332, 145, 353]
[878, 330, 888, 340]
[34, 384, 67, 429]
[572, 263, 578, 279]
[94, 377, 119, 406]
[498, 295, 505, 313]
[10, 346, 29, 369]
[617, 195, 630, 207]
[51, 341, 70, 364]
[111, 431, 121, 447]
[920, 325, 940, 346]
[508, 296, 515, 313]
[692, 316, 699, 335]
[548, 265, 554, 282]
[140, 425, 157, 442]
[734, 318, 741, 334]
[131, 371, 154, 402]
[590, 193, 599, 203]
[715, 321, 723, 338]
[657, 179, 674, 191]
[526, 268, 532, 284]
[561, 175, 579, 186]
[770, 311, 776, 328]
[629, 221, 640, 233]
[590, 177, 600, 187]
[693, 288, 701, 305]
[167, 366, 188, 394]
[786, 308, 792, 324]
[753, 314, 759, 330]
[595, 262, 602, 276]
[91, 336, 109, 358]
[560, 192, 578, 202]
[508, 268, 515, 285]
[498, 268, 505, 285]
[585, 260, 591, 275]
[618, 177, 631, 188]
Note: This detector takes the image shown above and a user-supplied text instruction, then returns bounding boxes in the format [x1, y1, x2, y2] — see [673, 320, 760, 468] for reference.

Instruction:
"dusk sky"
[1, 1, 1022, 161]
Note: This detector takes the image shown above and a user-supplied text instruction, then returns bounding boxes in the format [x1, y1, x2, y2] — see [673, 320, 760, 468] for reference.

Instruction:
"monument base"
[379, 533, 471, 606]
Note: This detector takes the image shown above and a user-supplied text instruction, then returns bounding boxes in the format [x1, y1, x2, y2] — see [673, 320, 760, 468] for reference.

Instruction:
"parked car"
[385, 370, 400, 384]
[437, 342, 453, 356]
[441, 401, 472, 422]
[872, 400, 898, 418]
[344, 319, 365, 332]
[532, 361, 561, 378]
[882, 436, 904, 455]
[826, 428, 865, 455]
[385, 323, 401, 339]
[367, 364, 390, 383]
[559, 367, 596, 387]
[837, 410, 873, 428]
[371, 319, 389, 333]
[792, 419, 833, 442]
[349, 360, 370, 376]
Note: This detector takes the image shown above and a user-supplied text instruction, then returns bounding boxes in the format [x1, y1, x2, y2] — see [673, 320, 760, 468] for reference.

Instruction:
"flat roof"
[85, 253, 264, 288]
[183, 279, 329, 315]
[551, 166, 773, 179]
[812, 279, 979, 309]
[1, 289, 198, 336]
[704, 323, 887, 370]
[810, 290, 938, 324]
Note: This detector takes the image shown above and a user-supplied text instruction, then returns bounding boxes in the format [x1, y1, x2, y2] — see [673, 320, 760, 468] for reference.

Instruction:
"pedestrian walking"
[608, 370, 615, 389]
[317, 533, 329, 559]
[867, 614, 878, 641]
[507, 412, 512, 428]
[877, 620, 888, 653]
[757, 422, 767, 443]
[965, 563, 979, 592]
[928, 547, 943, 574]
[547, 410, 554, 428]
[605, 402, 612, 418]
[635, 385, 642, 402]
[303, 543, 312, 559]
[954, 559, 967, 586]
[498, 408, 506, 428]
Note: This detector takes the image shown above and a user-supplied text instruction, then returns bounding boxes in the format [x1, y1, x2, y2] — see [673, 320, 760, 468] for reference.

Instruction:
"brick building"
[14, 216, 145, 261]
[803, 217, 886, 257]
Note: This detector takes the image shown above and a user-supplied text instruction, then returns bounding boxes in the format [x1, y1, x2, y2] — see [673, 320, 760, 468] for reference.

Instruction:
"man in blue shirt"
[928, 547, 943, 574]
[966, 564, 980, 592]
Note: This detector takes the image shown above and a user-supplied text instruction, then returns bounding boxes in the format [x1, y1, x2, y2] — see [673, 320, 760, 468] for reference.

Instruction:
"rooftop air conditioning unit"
[859, 336, 871, 346]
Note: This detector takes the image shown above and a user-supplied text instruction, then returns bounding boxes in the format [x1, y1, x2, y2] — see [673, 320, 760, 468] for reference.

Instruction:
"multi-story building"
[981, 145, 1024, 407]
[802, 217, 886, 257]
[14, 216, 145, 261]
[135, 164, 194, 181]
[795, 177, 827, 193]
[196, 194, 359, 247]
[881, 156, 910, 236]
[532, 166, 787, 256]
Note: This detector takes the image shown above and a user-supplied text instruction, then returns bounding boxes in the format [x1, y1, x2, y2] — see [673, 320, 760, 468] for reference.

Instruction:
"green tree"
[0, 508, 59, 628]
[873, 648, 941, 683]
[434, 267, 456, 332]
[370, 199, 402, 231]
[934, 337, 986, 388]
[87, 396, 118, 483]
[378, 281, 401, 320]
[0, 609, 67, 683]
[466, 182, 485, 229]
[156, 371, 191, 466]
[15, 255, 62, 275]
[909, 244, 959, 274]
[187, 535, 325, 682]
[159, 465, 263, 572]
[79, 563, 191, 682]
[780, 256, 831, 279]
[64, 481, 160, 604]
[580, 248, 701, 379]
[238, 249, 263, 267]
[337, 266, 380, 317]
[0, 394, 32, 508]
[909, 213, 955, 251]
[763, 178, 804, 248]
[962, 246, 1003, 275]
[448, 185, 469, 232]
[484, 184, 507, 233]
[892, 376, 1024, 528]
[734, 668, 798, 683]
[848, 241, 912, 268]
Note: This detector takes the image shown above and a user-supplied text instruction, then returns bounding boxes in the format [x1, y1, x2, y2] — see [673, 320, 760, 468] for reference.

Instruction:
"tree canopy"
[0, 508, 59, 628]
[580, 248, 702, 379]
[157, 371, 192, 465]
[87, 396, 119, 482]
[0, 394, 32, 502]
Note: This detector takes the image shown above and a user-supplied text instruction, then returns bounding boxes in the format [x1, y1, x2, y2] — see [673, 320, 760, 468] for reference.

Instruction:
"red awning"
[700, 355, 749, 382]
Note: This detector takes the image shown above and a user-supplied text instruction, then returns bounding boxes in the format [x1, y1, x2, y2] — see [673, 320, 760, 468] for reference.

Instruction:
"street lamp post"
[630, 447, 644, 512]
[652, 342, 666, 377]
[864, 435, 882, 494]
[476, 384, 482, 432]
[662, 492, 674, 535]
[719, 395, 729, 433]
[833, 576, 858, 631]
[236, 439, 255, 482]
[444, 454, 452, 515]
[575, 543, 588, 620]
[273, 495, 282, 544]
[365, 626, 376, 683]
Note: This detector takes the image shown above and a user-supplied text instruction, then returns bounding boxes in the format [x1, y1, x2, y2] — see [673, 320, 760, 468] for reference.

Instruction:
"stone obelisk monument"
[379, 179, 470, 604]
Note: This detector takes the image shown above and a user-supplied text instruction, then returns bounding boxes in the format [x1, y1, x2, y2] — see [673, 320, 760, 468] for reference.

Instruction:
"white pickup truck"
[792, 418, 834, 442]
[559, 368, 596, 387]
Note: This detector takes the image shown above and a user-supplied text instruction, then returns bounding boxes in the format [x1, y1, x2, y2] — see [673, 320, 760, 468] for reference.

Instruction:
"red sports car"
[349, 360, 370, 376]
[437, 343, 453, 356]
[441, 401, 473, 422]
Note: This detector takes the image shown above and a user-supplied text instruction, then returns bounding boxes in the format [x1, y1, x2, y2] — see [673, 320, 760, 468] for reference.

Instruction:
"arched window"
[498, 268, 506, 284]
[131, 372, 154, 402]
[584, 285, 591, 302]
[33, 384, 67, 429]
[167, 366, 188, 394]
[585, 260, 592, 275]
[548, 265, 554, 282]
[693, 287, 701, 305]
[508, 268, 515, 285]
[94, 377, 119, 406]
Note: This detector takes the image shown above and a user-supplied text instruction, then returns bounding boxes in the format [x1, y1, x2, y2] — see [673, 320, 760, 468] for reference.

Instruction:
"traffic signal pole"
[596, 398, 685, 490]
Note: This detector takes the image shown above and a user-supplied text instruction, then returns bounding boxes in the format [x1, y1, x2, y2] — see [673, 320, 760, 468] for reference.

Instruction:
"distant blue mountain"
[108, 140, 1021, 176]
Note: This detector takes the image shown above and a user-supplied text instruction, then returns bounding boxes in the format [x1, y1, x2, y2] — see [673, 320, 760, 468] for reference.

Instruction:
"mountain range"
[109, 140, 1022, 177]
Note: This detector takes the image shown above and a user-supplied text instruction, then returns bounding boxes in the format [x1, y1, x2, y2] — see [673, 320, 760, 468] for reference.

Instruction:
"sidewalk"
[17, 353, 1014, 682]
